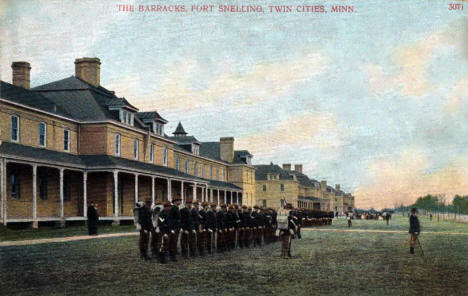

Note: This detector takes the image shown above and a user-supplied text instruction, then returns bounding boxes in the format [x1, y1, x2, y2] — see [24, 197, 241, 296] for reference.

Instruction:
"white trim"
[10, 114, 19, 143]
[38, 122, 47, 147]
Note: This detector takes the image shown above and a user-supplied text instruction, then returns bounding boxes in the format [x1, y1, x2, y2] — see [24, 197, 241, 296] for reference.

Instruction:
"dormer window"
[192, 144, 200, 156]
[120, 109, 134, 126]
[153, 121, 164, 136]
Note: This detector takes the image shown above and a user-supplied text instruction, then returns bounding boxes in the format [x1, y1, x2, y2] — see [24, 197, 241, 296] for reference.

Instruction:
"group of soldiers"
[134, 196, 280, 264]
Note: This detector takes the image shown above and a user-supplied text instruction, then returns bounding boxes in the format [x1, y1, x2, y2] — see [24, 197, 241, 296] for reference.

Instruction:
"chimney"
[11, 62, 31, 89]
[335, 184, 340, 191]
[220, 137, 234, 163]
[75, 57, 101, 87]
[282, 163, 291, 171]
[294, 164, 303, 173]
[320, 180, 327, 191]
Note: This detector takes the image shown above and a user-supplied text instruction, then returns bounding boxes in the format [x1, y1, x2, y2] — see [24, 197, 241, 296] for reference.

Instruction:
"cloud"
[133, 51, 329, 112]
[364, 21, 463, 98]
[443, 76, 468, 114]
[236, 112, 344, 158]
[354, 148, 468, 210]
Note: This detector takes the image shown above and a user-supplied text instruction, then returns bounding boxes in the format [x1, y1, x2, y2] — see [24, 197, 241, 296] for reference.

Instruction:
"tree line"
[394, 194, 468, 215]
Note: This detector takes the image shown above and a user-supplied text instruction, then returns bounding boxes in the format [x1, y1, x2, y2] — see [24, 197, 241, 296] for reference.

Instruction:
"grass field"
[1, 216, 467, 296]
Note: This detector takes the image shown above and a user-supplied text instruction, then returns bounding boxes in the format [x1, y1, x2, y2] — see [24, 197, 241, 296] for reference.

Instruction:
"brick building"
[0, 58, 255, 228]
[254, 163, 354, 214]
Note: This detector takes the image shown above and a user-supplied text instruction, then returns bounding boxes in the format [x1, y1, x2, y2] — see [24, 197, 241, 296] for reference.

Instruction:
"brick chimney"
[11, 61, 31, 89]
[335, 184, 340, 191]
[282, 163, 291, 171]
[320, 180, 327, 191]
[75, 57, 101, 87]
[220, 137, 234, 163]
[294, 164, 303, 173]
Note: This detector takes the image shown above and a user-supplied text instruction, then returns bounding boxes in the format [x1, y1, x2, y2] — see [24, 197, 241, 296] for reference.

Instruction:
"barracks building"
[0, 58, 255, 228]
[254, 163, 355, 215]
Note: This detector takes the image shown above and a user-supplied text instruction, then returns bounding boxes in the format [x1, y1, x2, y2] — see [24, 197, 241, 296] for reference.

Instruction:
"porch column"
[217, 189, 220, 205]
[1, 159, 6, 225]
[59, 168, 64, 219]
[233, 191, 238, 204]
[113, 170, 119, 217]
[32, 165, 38, 228]
[134, 174, 139, 203]
[202, 187, 206, 202]
[181, 181, 184, 203]
[151, 176, 155, 203]
[210, 188, 214, 203]
[167, 179, 172, 202]
[83, 172, 87, 218]
[193, 183, 197, 201]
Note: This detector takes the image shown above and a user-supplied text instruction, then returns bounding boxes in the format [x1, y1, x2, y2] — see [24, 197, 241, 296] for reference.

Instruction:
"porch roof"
[0, 142, 241, 190]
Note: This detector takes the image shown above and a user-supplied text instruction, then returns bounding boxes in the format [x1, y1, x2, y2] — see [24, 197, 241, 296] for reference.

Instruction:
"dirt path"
[303, 228, 468, 236]
[0, 232, 138, 247]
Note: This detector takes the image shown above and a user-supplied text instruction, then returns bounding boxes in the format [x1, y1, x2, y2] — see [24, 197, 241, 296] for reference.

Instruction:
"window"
[11, 115, 19, 142]
[201, 164, 205, 178]
[193, 144, 199, 155]
[194, 162, 198, 176]
[262, 200, 267, 207]
[185, 160, 189, 174]
[11, 173, 20, 199]
[263, 185, 267, 191]
[281, 184, 285, 192]
[133, 139, 139, 160]
[63, 175, 71, 201]
[115, 134, 121, 156]
[163, 147, 168, 166]
[154, 122, 164, 136]
[280, 199, 286, 207]
[38, 122, 46, 147]
[63, 129, 70, 151]
[149, 143, 154, 163]
[210, 165, 213, 179]
[216, 168, 219, 180]
[39, 173, 47, 200]
[222, 169, 225, 181]
[176, 157, 180, 170]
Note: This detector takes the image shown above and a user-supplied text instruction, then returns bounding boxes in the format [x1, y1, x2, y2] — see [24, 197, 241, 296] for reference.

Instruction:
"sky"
[0, 0, 467, 209]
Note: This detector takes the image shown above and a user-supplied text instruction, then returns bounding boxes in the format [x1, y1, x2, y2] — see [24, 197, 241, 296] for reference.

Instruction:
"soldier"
[87, 201, 99, 236]
[168, 196, 182, 262]
[238, 205, 247, 248]
[134, 199, 153, 260]
[180, 199, 195, 259]
[251, 205, 260, 247]
[157, 201, 172, 264]
[150, 200, 163, 259]
[233, 204, 242, 249]
[216, 204, 225, 252]
[409, 208, 421, 254]
[227, 205, 237, 250]
[192, 200, 203, 256]
[277, 203, 296, 259]
[198, 201, 208, 256]
[206, 202, 217, 254]
[263, 208, 273, 245]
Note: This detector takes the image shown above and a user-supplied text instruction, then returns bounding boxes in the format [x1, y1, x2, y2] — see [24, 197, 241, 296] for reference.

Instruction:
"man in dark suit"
[168, 196, 182, 262]
[409, 208, 421, 254]
[87, 202, 99, 235]
[180, 199, 194, 259]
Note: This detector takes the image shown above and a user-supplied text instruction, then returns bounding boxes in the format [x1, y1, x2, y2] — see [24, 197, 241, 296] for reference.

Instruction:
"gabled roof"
[168, 136, 200, 145]
[31, 76, 138, 121]
[199, 142, 221, 161]
[173, 122, 187, 135]
[0, 81, 71, 118]
[136, 111, 167, 123]
[254, 164, 295, 181]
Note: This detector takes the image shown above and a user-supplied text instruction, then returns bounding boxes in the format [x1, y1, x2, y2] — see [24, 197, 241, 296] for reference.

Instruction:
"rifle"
[416, 235, 425, 256]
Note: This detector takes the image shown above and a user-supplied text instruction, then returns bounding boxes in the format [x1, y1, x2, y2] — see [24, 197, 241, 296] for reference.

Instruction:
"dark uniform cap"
[193, 200, 199, 205]
[285, 203, 293, 209]
[210, 202, 217, 207]
[253, 205, 259, 209]
[242, 205, 248, 209]
[163, 201, 171, 207]
[185, 199, 193, 204]
[234, 204, 239, 209]
[248, 206, 252, 210]
[228, 205, 234, 210]
[154, 200, 162, 205]
[221, 204, 227, 208]
[201, 201, 209, 207]
[172, 196, 182, 202]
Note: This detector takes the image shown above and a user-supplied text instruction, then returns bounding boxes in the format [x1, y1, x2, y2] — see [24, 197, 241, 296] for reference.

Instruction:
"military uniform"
[216, 205, 226, 252]
[206, 203, 217, 254]
[251, 206, 261, 247]
[156, 201, 171, 264]
[134, 201, 153, 260]
[226, 205, 237, 250]
[409, 208, 420, 254]
[198, 202, 209, 255]
[191, 201, 203, 256]
[180, 201, 195, 258]
[168, 198, 182, 262]
[278, 203, 295, 259]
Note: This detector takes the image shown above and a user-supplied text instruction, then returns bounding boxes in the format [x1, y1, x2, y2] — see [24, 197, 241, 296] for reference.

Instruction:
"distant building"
[254, 163, 354, 214]
[0, 57, 254, 228]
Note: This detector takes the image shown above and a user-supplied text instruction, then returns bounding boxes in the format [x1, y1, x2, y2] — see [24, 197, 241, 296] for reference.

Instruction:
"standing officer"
[216, 204, 226, 252]
[198, 201, 208, 256]
[234, 204, 242, 249]
[409, 208, 421, 254]
[192, 200, 203, 256]
[238, 205, 248, 248]
[180, 199, 194, 259]
[150, 200, 163, 260]
[227, 205, 237, 250]
[157, 201, 172, 264]
[252, 205, 261, 247]
[278, 203, 296, 259]
[168, 196, 182, 262]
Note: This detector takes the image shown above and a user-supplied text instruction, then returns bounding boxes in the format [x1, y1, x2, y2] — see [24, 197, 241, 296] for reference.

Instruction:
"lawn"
[1, 216, 467, 296]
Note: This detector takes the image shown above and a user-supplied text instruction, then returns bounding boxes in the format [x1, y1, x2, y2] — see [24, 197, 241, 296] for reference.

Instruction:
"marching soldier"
[157, 201, 172, 264]
[409, 208, 421, 254]
[180, 199, 195, 259]
[168, 196, 182, 262]
[216, 204, 225, 252]
[134, 199, 153, 260]
[206, 202, 217, 254]
[192, 200, 203, 256]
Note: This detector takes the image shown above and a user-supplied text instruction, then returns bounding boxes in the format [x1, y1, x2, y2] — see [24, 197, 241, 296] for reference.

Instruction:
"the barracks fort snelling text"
[0, 58, 354, 227]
